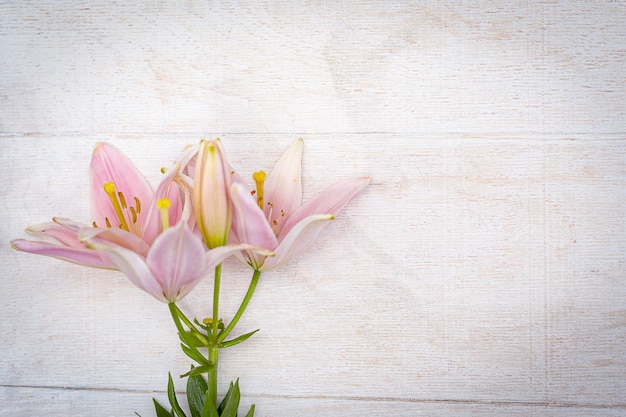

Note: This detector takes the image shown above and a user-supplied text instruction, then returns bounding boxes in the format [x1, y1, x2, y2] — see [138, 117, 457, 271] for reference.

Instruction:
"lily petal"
[87, 238, 171, 302]
[206, 243, 275, 271]
[79, 226, 151, 257]
[264, 138, 303, 234]
[279, 176, 370, 240]
[260, 214, 334, 271]
[146, 222, 207, 301]
[230, 182, 278, 250]
[25, 220, 87, 248]
[11, 239, 114, 269]
[141, 162, 184, 245]
[89, 142, 153, 233]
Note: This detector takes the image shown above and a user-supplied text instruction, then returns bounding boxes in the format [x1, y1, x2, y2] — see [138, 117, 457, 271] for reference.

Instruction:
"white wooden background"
[1, 1, 625, 416]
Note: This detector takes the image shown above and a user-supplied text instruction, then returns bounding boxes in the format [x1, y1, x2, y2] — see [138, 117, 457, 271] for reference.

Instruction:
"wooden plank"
[0, 2, 625, 135]
[2, 386, 626, 417]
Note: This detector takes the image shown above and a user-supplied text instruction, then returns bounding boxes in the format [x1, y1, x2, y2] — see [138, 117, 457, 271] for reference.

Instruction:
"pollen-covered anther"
[118, 191, 127, 208]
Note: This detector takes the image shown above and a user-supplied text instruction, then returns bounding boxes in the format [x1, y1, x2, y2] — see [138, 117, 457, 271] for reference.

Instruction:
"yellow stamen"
[130, 206, 138, 224]
[157, 198, 171, 230]
[103, 182, 131, 232]
[253, 170, 266, 210]
[134, 197, 141, 214]
[118, 191, 127, 209]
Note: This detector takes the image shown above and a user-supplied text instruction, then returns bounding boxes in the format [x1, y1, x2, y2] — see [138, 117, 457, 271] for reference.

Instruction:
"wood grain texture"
[1, 1, 625, 416]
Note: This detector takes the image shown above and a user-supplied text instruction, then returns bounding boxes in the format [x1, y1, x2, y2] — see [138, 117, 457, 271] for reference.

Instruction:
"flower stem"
[212, 263, 222, 340]
[168, 302, 186, 336]
[208, 344, 219, 407]
[169, 302, 201, 334]
[217, 269, 262, 344]
[208, 264, 222, 407]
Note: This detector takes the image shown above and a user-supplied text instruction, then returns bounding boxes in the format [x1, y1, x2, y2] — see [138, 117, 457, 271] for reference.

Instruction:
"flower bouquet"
[12, 138, 369, 416]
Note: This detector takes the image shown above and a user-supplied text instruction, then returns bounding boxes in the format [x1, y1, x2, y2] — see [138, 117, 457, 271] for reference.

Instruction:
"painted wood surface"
[1, 2, 625, 416]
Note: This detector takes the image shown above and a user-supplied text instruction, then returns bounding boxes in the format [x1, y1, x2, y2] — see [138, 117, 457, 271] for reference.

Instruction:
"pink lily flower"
[12, 142, 255, 302]
[11, 142, 182, 268]
[229, 138, 370, 271]
[81, 195, 261, 303]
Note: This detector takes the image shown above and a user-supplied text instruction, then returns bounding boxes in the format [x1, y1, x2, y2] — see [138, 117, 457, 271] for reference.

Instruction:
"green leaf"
[201, 390, 219, 417]
[216, 382, 232, 415]
[181, 343, 212, 366]
[180, 364, 214, 378]
[244, 403, 255, 417]
[153, 398, 174, 417]
[167, 373, 187, 417]
[187, 371, 208, 417]
[218, 329, 259, 349]
[218, 380, 241, 417]
[176, 323, 198, 344]
[194, 318, 210, 331]
[183, 330, 210, 347]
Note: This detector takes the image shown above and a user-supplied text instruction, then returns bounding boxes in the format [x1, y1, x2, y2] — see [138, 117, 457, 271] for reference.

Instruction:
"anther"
[134, 197, 141, 214]
[118, 191, 127, 209]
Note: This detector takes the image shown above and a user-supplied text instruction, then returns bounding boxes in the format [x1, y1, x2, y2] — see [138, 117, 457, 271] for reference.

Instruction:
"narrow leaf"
[244, 404, 255, 417]
[219, 380, 241, 417]
[194, 317, 210, 331]
[219, 329, 259, 349]
[153, 398, 174, 417]
[217, 382, 233, 415]
[180, 364, 214, 378]
[167, 373, 187, 417]
[181, 343, 212, 366]
[187, 371, 208, 417]
[201, 389, 219, 417]
[180, 331, 208, 347]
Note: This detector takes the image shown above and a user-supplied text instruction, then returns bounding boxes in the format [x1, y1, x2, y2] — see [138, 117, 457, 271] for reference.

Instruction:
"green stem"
[168, 303, 186, 336]
[207, 344, 218, 407]
[208, 264, 222, 407]
[212, 264, 222, 341]
[217, 269, 262, 344]
[169, 303, 201, 334]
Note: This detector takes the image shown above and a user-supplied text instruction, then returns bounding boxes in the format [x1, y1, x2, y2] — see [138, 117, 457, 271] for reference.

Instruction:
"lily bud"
[193, 139, 232, 248]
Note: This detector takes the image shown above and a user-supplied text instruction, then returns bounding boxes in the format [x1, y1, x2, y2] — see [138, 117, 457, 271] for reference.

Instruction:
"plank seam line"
[1, 384, 624, 409]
